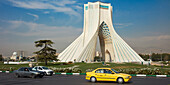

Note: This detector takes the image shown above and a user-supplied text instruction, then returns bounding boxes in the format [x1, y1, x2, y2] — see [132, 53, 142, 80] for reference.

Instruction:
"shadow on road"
[86, 80, 133, 84]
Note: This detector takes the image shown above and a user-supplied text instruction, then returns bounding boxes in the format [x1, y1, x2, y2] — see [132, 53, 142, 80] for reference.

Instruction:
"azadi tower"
[58, 1, 144, 63]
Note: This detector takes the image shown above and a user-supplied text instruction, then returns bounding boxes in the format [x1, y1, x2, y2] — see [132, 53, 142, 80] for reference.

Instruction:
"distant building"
[10, 51, 26, 61]
[10, 52, 18, 60]
[55, 53, 60, 56]
[27, 55, 36, 62]
[19, 51, 24, 60]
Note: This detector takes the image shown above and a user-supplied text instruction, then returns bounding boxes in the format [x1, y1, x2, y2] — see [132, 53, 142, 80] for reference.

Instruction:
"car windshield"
[111, 69, 119, 73]
[42, 67, 49, 70]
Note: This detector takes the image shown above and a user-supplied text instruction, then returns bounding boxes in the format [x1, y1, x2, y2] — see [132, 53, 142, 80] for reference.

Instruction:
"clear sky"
[0, 0, 170, 56]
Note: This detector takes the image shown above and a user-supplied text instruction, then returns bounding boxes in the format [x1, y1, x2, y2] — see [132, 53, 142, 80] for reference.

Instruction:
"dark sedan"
[14, 67, 45, 78]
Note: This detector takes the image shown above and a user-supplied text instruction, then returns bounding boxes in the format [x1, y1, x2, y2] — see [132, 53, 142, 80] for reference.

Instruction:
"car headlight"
[35, 72, 40, 74]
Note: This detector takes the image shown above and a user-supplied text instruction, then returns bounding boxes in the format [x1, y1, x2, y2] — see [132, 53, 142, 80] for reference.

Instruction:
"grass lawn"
[0, 62, 169, 74]
[74, 63, 169, 72]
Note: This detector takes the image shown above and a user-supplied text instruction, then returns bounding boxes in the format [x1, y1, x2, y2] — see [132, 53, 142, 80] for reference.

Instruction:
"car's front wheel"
[117, 77, 124, 84]
[15, 73, 20, 78]
[90, 77, 96, 83]
[31, 74, 36, 78]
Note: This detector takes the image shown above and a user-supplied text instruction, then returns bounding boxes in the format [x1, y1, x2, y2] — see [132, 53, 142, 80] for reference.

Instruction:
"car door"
[17, 68, 24, 76]
[94, 69, 106, 81]
[23, 68, 30, 77]
[104, 69, 117, 81]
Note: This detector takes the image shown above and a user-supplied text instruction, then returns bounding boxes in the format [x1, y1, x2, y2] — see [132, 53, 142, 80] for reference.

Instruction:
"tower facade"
[58, 2, 144, 63]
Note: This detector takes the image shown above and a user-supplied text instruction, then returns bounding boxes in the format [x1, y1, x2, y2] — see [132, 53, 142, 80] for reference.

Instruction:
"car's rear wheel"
[90, 77, 96, 83]
[117, 77, 124, 84]
[15, 73, 20, 78]
[49, 74, 53, 76]
[39, 75, 43, 78]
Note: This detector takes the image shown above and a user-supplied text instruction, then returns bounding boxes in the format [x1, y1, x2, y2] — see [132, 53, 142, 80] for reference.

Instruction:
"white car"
[32, 66, 53, 76]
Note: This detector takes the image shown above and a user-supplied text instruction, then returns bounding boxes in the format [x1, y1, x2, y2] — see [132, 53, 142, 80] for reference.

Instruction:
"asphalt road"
[0, 73, 169, 85]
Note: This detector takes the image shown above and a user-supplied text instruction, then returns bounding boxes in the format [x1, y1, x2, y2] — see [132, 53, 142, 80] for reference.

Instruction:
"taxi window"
[95, 69, 104, 73]
[104, 69, 112, 74]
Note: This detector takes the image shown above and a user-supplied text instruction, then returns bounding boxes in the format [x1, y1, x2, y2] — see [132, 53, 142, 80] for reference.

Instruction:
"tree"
[164, 55, 169, 61]
[34, 40, 57, 65]
[0, 54, 3, 61]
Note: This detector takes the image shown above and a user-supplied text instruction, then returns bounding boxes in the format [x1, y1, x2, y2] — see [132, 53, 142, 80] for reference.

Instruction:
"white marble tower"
[58, 2, 144, 63]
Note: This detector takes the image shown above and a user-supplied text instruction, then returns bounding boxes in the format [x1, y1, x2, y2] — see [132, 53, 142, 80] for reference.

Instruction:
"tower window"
[100, 5, 109, 9]
[85, 6, 88, 10]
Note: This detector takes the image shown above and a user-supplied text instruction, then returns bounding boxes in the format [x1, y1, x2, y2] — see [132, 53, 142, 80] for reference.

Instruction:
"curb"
[0, 71, 13, 73]
[53, 73, 170, 77]
[133, 74, 169, 77]
[0, 71, 169, 77]
[54, 73, 86, 75]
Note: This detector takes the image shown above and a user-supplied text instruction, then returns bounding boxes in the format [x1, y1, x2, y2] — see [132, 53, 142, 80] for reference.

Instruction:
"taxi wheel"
[117, 77, 124, 84]
[90, 77, 96, 83]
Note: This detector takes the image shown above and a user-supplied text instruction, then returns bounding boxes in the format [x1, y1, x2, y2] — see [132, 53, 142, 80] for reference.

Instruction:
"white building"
[58, 1, 144, 63]
[10, 52, 18, 60]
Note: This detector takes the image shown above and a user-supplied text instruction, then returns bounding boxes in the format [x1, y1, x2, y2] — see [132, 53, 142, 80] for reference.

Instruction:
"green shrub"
[48, 67, 82, 73]
[0, 67, 17, 71]
[86, 69, 94, 72]
[118, 68, 168, 75]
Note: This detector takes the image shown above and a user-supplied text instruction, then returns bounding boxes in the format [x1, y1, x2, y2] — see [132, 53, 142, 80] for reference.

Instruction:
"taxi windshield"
[111, 69, 119, 73]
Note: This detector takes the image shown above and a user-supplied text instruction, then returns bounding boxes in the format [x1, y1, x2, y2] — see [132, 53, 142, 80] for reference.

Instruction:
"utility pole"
[149, 51, 152, 65]
[160, 49, 162, 62]
[149, 51, 152, 60]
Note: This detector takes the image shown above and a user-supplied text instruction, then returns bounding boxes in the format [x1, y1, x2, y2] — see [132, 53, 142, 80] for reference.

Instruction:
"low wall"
[4, 61, 30, 64]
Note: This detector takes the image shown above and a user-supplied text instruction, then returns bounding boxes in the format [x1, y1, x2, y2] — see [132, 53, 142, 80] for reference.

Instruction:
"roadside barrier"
[0, 71, 169, 77]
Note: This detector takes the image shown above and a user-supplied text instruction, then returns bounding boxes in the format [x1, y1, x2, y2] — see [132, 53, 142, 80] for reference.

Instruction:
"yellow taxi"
[86, 68, 132, 84]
